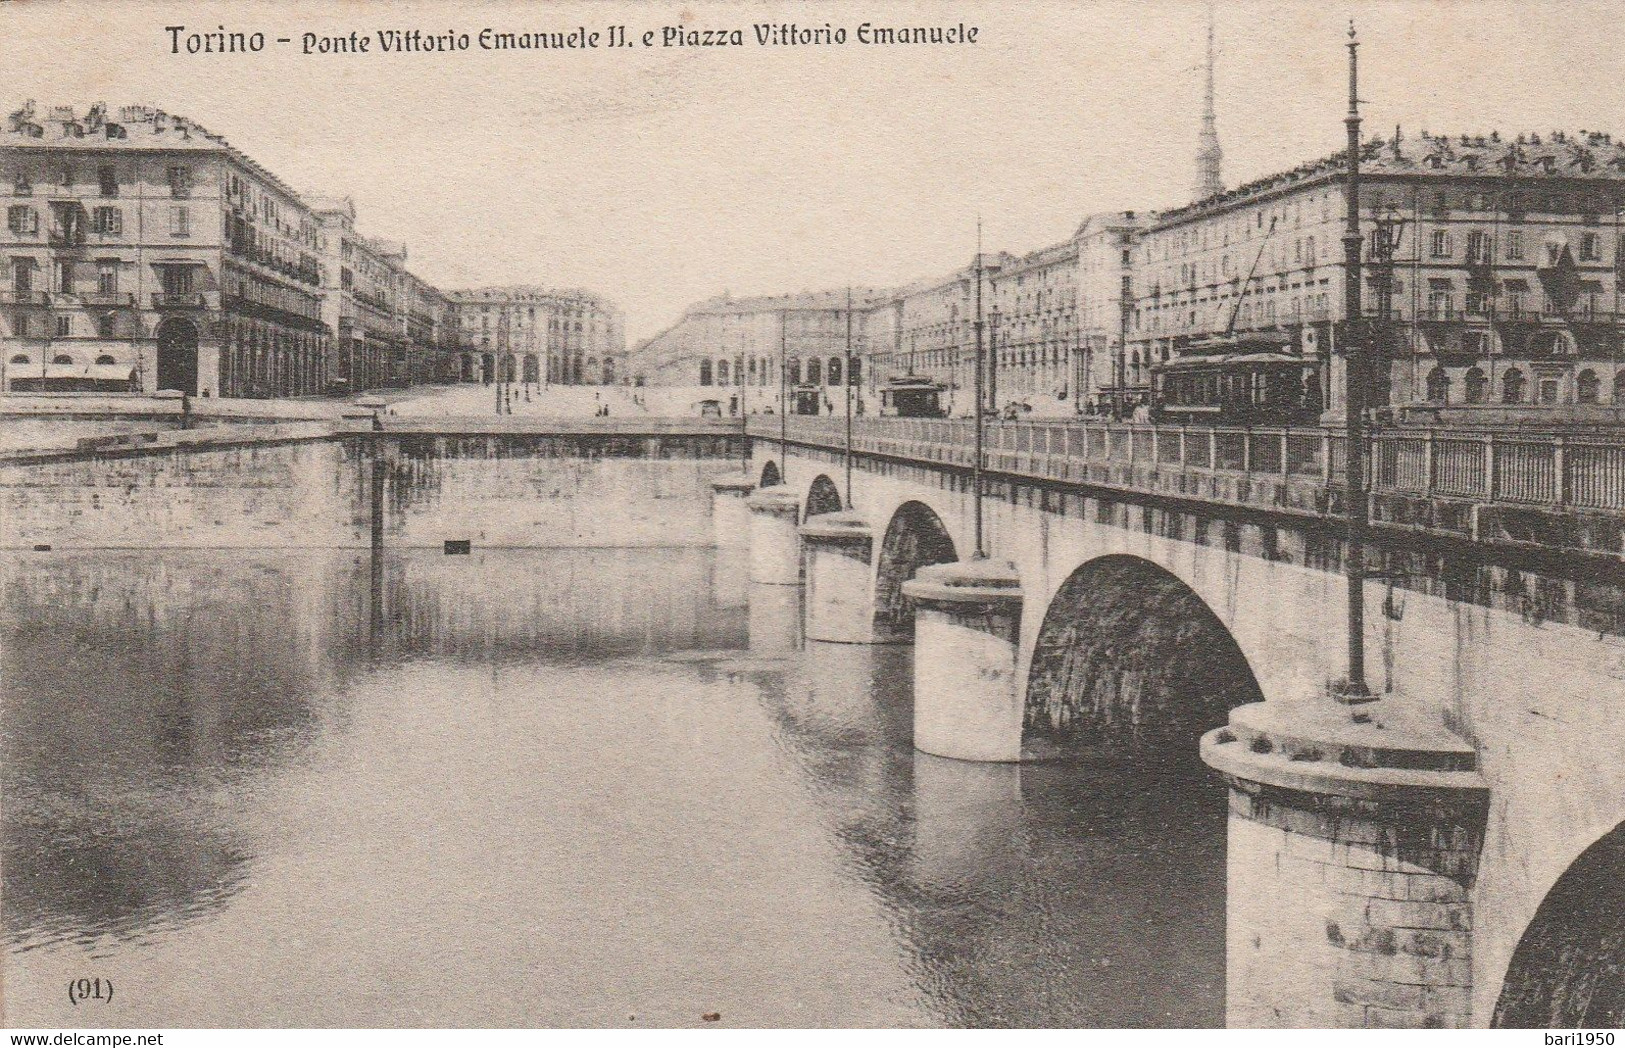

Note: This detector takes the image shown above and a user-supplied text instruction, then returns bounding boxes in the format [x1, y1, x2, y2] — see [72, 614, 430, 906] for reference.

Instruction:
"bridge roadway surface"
[735, 413, 1625, 1028]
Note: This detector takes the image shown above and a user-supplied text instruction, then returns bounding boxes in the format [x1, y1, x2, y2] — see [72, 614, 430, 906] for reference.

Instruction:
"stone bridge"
[719, 415, 1625, 1029]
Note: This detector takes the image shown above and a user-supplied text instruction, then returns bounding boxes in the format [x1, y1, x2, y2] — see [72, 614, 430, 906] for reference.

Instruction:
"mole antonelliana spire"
[1193, 4, 1224, 202]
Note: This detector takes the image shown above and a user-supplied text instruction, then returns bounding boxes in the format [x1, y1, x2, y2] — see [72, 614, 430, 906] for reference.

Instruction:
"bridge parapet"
[750, 417, 1625, 558]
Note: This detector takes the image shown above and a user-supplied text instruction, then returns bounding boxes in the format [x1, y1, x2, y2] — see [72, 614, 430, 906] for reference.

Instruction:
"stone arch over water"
[758, 459, 782, 489]
[1022, 554, 1262, 766]
[1493, 820, 1625, 1027]
[804, 474, 842, 518]
[873, 501, 958, 641]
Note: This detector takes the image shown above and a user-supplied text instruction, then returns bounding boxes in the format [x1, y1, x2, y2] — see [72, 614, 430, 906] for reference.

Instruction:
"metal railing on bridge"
[747, 415, 1625, 513]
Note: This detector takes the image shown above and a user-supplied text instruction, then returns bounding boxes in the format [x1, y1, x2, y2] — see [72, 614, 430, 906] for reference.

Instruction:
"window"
[1465, 331, 1491, 356]
[13, 260, 32, 293]
[1431, 230, 1453, 258]
[52, 353, 73, 365]
[1539, 378, 1560, 404]
[13, 170, 30, 196]
[1425, 367, 1450, 403]
[91, 206, 122, 236]
[97, 165, 118, 198]
[1507, 232, 1525, 260]
[1501, 368, 1526, 404]
[12, 313, 28, 338]
[54, 260, 74, 294]
[8, 353, 28, 365]
[7, 205, 38, 236]
[1581, 232, 1601, 261]
[1466, 292, 1488, 315]
[54, 315, 70, 338]
[97, 316, 115, 339]
[169, 207, 190, 237]
[1464, 367, 1488, 403]
[697, 359, 712, 386]
[57, 164, 72, 189]
[95, 353, 116, 364]
[167, 166, 192, 199]
[1466, 230, 1491, 265]
[1578, 369, 1601, 404]
[1427, 279, 1454, 318]
[806, 358, 821, 385]
[97, 261, 117, 293]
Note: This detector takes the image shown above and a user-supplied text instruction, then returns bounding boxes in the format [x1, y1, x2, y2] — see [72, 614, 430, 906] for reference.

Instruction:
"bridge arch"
[1493, 820, 1625, 1027]
[804, 474, 842, 518]
[1022, 554, 1262, 766]
[873, 501, 958, 641]
[758, 459, 782, 489]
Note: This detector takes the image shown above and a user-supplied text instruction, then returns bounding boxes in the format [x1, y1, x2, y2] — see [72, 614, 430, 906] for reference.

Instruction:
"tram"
[1151, 350, 1324, 426]
[879, 375, 949, 418]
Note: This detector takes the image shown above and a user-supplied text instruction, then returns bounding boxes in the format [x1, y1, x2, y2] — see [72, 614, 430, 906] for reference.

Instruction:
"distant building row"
[632, 129, 1625, 422]
[0, 102, 625, 397]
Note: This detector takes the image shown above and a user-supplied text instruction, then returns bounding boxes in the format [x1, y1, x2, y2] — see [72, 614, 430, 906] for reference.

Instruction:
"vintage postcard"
[2, 0, 1623, 1035]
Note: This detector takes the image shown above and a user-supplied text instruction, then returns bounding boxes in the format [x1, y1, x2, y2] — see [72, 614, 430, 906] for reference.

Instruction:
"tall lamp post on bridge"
[738, 328, 749, 475]
[779, 308, 788, 484]
[972, 226, 988, 559]
[1335, 21, 1374, 706]
[843, 286, 855, 509]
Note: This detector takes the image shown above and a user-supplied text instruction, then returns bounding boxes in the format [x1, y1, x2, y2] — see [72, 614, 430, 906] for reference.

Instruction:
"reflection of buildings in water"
[373, 548, 745, 663]
[747, 582, 803, 656]
[0, 550, 358, 947]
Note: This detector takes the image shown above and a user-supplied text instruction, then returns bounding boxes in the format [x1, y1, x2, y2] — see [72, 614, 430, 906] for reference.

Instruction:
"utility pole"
[739, 327, 749, 474]
[1116, 271, 1131, 419]
[779, 309, 788, 484]
[844, 287, 854, 509]
[973, 220, 987, 559]
[1337, 22, 1373, 704]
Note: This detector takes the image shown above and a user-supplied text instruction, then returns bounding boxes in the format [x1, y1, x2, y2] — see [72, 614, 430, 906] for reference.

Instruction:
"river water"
[3, 545, 1226, 1027]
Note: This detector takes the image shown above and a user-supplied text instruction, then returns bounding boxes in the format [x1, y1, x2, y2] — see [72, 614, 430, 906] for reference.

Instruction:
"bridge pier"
[745, 488, 802, 586]
[800, 511, 885, 644]
[709, 475, 755, 549]
[1202, 702, 1488, 1028]
[903, 559, 1025, 762]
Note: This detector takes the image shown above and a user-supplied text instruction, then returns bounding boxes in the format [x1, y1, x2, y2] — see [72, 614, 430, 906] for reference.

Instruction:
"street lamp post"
[1336, 22, 1373, 705]
[844, 287, 855, 509]
[972, 242, 987, 560]
[739, 328, 749, 474]
[779, 309, 788, 484]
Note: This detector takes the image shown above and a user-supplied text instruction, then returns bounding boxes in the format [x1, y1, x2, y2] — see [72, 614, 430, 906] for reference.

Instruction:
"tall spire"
[1193, 3, 1224, 202]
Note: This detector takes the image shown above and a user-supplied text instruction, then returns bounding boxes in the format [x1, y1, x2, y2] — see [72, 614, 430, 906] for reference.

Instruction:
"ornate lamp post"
[1335, 21, 1373, 705]
[843, 287, 855, 508]
[972, 240, 988, 559]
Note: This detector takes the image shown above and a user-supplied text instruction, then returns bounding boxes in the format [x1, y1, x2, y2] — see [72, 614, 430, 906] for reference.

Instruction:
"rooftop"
[1159, 129, 1625, 226]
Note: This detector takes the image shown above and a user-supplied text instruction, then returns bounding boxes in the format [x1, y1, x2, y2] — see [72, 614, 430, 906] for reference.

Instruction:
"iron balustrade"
[745, 415, 1625, 513]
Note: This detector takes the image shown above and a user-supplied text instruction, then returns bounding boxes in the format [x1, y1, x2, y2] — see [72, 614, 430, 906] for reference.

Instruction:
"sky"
[5, 0, 1625, 342]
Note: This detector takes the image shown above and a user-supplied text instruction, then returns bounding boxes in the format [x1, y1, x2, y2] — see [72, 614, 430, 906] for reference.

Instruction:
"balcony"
[0, 289, 50, 305]
[47, 229, 87, 248]
[79, 291, 136, 307]
[152, 292, 208, 309]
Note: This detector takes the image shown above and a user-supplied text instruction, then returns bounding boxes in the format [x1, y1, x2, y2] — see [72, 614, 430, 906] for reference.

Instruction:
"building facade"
[2, 102, 615, 398]
[631, 288, 889, 416]
[2, 102, 329, 397]
[447, 287, 625, 387]
[1133, 130, 1625, 419]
